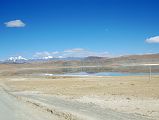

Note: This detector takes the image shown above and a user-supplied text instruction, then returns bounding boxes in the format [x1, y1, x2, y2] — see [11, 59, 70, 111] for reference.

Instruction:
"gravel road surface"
[17, 93, 152, 120]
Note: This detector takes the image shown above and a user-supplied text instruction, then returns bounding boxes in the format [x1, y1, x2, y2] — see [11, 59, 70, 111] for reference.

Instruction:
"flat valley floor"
[0, 74, 158, 120]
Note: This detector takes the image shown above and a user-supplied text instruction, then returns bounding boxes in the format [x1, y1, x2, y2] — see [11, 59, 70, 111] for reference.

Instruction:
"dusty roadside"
[0, 85, 65, 120]
[2, 75, 159, 120]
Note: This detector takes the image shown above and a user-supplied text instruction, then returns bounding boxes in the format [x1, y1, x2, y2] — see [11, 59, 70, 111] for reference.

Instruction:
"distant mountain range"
[1, 53, 159, 65]
[4, 56, 28, 63]
[1, 56, 84, 63]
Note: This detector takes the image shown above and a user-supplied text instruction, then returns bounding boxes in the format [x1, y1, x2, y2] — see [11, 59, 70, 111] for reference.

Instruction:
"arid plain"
[0, 63, 159, 120]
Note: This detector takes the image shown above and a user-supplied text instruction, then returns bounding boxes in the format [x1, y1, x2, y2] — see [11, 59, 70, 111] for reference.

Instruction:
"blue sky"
[0, 0, 159, 59]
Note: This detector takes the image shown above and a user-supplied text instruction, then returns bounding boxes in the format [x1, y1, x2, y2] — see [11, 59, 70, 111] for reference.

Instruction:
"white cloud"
[51, 51, 59, 54]
[64, 48, 85, 53]
[146, 36, 159, 43]
[34, 51, 51, 58]
[33, 48, 110, 59]
[5, 20, 26, 27]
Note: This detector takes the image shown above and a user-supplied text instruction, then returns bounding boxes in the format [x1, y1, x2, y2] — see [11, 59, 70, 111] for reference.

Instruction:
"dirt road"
[0, 87, 61, 120]
[16, 93, 151, 120]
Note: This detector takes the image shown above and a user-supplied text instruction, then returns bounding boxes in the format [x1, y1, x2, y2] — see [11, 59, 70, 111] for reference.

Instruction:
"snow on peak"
[43, 56, 53, 59]
[8, 56, 27, 62]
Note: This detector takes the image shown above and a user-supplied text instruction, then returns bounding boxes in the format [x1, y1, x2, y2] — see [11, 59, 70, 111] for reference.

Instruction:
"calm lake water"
[44, 72, 159, 77]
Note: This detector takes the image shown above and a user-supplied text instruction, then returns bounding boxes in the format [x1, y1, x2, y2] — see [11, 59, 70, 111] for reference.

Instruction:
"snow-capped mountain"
[43, 56, 53, 60]
[8, 56, 27, 61]
[7, 56, 28, 63]
[2, 55, 83, 63]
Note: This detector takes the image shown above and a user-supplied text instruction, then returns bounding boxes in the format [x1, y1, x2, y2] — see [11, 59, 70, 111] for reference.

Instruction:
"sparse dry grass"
[1, 63, 159, 119]
[4, 75, 159, 99]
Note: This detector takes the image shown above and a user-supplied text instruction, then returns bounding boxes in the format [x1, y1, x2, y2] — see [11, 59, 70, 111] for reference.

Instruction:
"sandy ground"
[0, 85, 63, 120]
[0, 75, 158, 120]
